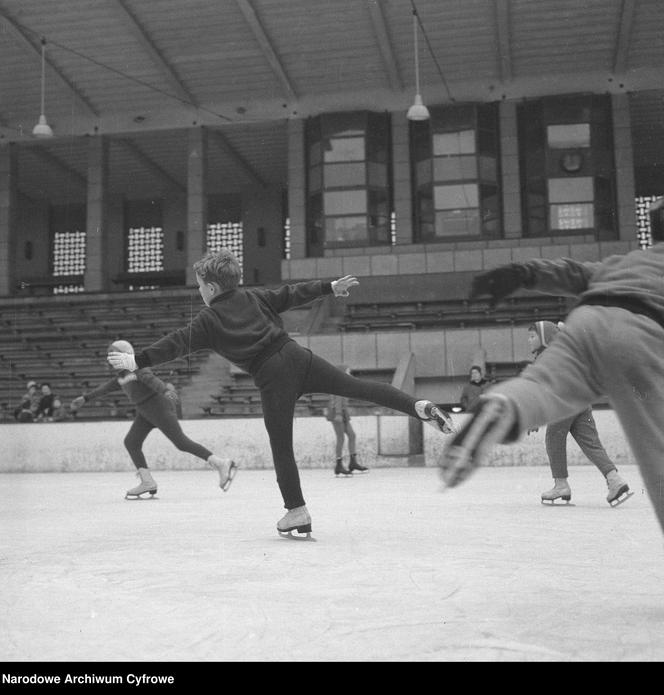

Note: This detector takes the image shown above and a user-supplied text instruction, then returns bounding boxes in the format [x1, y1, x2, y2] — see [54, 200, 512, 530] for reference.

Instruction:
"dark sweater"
[83, 369, 170, 406]
[135, 281, 333, 375]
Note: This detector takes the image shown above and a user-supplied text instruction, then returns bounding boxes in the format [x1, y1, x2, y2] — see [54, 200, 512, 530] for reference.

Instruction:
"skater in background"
[35, 382, 55, 421]
[72, 339, 236, 499]
[108, 248, 455, 539]
[526, 320, 630, 505]
[325, 366, 368, 476]
[440, 245, 664, 535]
[459, 365, 488, 412]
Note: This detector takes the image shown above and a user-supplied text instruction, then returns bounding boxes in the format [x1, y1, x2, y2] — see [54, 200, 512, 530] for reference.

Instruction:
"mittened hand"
[470, 264, 527, 303]
[107, 351, 137, 372]
[164, 388, 179, 403]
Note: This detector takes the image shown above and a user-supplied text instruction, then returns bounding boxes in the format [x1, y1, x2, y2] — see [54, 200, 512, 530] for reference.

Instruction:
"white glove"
[331, 275, 359, 297]
[107, 351, 137, 372]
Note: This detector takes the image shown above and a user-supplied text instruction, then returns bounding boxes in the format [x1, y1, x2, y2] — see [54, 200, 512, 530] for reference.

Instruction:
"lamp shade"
[32, 114, 53, 138]
[407, 94, 430, 121]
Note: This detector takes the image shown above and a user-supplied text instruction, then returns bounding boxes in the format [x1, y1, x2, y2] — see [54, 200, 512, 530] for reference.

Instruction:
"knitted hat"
[107, 339, 134, 355]
[529, 321, 560, 348]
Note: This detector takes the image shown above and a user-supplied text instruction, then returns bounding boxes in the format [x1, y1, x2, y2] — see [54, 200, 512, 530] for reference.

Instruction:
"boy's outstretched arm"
[331, 275, 359, 297]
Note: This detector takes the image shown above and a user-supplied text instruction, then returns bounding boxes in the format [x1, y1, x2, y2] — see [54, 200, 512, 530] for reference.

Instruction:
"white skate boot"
[277, 505, 315, 541]
[606, 470, 633, 507]
[125, 468, 158, 500]
[208, 455, 238, 492]
[541, 478, 572, 505]
[415, 400, 456, 434]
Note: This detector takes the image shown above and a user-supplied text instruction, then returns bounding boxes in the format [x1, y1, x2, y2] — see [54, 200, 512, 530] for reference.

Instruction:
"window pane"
[323, 136, 365, 162]
[435, 209, 480, 237]
[433, 155, 477, 182]
[324, 162, 365, 188]
[325, 216, 367, 244]
[324, 190, 367, 215]
[308, 142, 322, 166]
[433, 130, 476, 155]
[548, 177, 593, 203]
[550, 203, 594, 229]
[434, 184, 478, 210]
[547, 123, 590, 149]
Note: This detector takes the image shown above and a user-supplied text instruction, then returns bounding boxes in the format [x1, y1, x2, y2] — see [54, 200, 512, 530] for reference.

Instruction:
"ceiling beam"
[494, 0, 512, 82]
[613, 0, 636, 74]
[113, 137, 186, 192]
[0, 10, 99, 118]
[208, 129, 266, 188]
[110, 0, 198, 109]
[366, 0, 403, 92]
[24, 147, 87, 190]
[234, 0, 298, 101]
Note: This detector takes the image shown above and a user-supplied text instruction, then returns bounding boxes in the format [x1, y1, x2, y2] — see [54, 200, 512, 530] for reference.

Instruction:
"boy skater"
[527, 321, 630, 506]
[440, 244, 664, 535]
[72, 340, 236, 499]
[108, 249, 455, 539]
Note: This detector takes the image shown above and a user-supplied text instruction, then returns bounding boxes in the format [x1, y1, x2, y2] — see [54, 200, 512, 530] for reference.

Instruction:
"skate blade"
[219, 461, 238, 492]
[609, 490, 634, 507]
[541, 499, 574, 506]
[278, 529, 317, 542]
[125, 491, 158, 500]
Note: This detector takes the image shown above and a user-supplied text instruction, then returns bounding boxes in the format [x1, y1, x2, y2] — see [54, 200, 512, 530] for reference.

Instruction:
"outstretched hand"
[107, 351, 137, 372]
[331, 275, 359, 297]
[70, 396, 85, 411]
[470, 264, 527, 305]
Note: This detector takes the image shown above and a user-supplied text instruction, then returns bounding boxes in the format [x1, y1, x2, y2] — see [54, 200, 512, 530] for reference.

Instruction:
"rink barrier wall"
[3, 410, 633, 473]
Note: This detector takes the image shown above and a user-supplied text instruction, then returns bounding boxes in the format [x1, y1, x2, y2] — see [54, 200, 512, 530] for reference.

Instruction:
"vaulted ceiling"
[1, 0, 663, 201]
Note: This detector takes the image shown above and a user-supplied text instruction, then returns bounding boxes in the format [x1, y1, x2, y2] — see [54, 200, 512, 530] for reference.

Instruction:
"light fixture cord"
[40, 37, 46, 115]
[412, 11, 420, 95]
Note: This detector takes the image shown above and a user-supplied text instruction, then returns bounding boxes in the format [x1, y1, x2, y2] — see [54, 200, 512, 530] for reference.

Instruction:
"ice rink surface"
[1, 463, 663, 663]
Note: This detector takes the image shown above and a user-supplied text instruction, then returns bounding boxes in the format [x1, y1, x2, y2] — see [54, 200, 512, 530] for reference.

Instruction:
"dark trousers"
[545, 407, 616, 479]
[254, 341, 419, 509]
[124, 395, 212, 469]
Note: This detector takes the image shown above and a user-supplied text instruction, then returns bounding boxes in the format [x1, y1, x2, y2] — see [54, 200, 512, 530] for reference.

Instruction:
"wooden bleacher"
[0, 288, 207, 420]
[335, 272, 572, 332]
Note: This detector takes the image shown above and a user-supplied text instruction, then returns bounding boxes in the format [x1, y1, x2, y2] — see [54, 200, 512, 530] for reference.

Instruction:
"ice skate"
[208, 455, 238, 492]
[125, 468, 158, 500]
[277, 505, 315, 541]
[415, 400, 456, 434]
[439, 394, 516, 488]
[541, 478, 573, 505]
[348, 458, 368, 474]
[606, 470, 633, 507]
[334, 460, 352, 477]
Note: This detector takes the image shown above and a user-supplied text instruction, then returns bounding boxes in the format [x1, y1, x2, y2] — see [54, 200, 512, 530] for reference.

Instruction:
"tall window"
[124, 199, 164, 290]
[207, 194, 243, 283]
[411, 103, 500, 241]
[518, 95, 616, 239]
[50, 203, 86, 294]
[306, 111, 392, 256]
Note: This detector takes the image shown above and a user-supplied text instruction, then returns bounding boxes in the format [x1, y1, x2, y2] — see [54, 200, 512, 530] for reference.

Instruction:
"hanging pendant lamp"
[407, 11, 430, 121]
[33, 37, 54, 138]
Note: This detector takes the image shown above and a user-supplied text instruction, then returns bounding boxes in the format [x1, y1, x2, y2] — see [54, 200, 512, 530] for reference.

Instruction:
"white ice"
[1, 464, 662, 662]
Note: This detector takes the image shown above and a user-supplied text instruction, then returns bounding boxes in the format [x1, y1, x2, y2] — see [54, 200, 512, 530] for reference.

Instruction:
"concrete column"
[612, 94, 637, 242]
[499, 100, 522, 239]
[391, 111, 413, 245]
[0, 144, 17, 296]
[85, 136, 109, 292]
[287, 118, 306, 259]
[186, 126, 208, 283]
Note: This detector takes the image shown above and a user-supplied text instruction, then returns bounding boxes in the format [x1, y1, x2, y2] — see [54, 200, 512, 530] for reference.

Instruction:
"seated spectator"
[36, 382, 55, 421]
[51, 397, 70, 422]
[14, 380, 40, 422]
